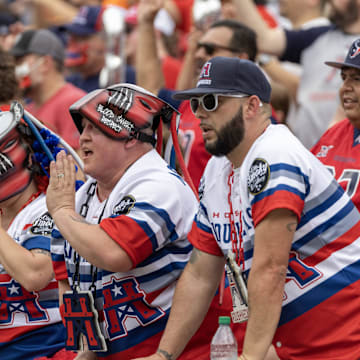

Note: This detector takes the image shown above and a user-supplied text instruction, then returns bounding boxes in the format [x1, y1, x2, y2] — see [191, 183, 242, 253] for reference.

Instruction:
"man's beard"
[205, 106, 245, 156]
[328, 0, 359, 30]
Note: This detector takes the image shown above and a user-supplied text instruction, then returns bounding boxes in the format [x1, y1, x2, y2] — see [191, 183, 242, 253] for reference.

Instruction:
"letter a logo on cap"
[200, 62, 211, 78]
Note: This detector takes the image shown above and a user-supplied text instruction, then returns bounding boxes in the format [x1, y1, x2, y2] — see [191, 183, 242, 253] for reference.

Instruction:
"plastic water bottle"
[210, 316, 238, 360]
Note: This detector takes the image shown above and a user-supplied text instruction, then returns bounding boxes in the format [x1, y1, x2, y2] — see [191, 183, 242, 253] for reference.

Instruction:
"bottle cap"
[218, 316, 231, 325]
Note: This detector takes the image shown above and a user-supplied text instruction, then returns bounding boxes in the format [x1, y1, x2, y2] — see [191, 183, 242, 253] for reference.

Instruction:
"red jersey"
[311, 118, 360, 211]
[178, 100, 211, 190]
[26, 83, 86, 149]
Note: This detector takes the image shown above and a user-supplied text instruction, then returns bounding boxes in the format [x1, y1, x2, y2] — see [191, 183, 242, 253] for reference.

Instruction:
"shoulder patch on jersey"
[247, 158, 270, 195]
[113, 195, 136, 215]
[31, 212, 54, 235]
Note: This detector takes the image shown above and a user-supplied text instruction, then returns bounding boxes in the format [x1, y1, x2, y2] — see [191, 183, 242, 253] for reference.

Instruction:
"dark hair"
[210, 19, 257, 61]
[0, 49, 19, 102]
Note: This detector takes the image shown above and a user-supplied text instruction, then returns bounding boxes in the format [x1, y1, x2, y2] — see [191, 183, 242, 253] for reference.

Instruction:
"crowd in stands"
[1, 0, 360, 359]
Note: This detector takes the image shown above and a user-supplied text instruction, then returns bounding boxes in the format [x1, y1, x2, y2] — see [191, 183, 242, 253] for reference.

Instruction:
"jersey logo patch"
[247, 158, 270, 195]
[316, 145, 334, 158]
[30, 212, 54, 236]
[0, 279, 48, 324]
[113, 196, 136, 215]
[286, 252, 322, 288]
[103, 276, 165, 339]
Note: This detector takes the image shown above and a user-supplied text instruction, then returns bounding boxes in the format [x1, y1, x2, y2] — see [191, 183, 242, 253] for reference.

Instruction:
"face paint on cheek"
[65, 43, 89, 67]
[15, 58, 44, 90]
[0, 130, 32, 202]
[15, 62, 32, 90]
[19, 76, 32, 90]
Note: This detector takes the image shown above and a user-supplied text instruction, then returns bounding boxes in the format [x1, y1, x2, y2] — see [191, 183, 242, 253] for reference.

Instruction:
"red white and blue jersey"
[52, 150, 198, 359]
[194, 124, 360, 359]
[311, 118, 360, 211]
[0, 194, 65, 360]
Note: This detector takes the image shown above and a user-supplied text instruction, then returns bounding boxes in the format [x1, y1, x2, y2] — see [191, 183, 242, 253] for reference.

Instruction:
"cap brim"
[325, 61, 360, 70]
[9, 47, 27, 57]
[62, 24, 96, 36]
[172, 87, 242, 100]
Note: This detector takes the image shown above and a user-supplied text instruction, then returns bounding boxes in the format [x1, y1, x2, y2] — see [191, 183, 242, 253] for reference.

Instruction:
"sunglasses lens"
[197, 43, 215, 55]
[204, 44, 214, 55]
[190, 98, 200, 113]
[203, 94, 217, 111]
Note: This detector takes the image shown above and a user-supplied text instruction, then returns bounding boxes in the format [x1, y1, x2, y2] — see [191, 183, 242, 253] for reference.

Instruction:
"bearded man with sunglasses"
[134, 56, 360, 360]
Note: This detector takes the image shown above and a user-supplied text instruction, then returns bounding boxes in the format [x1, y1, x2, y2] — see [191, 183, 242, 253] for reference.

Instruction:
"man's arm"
[175, 27, 203, 90]
[232, 0, 286, 56]
[0, 209, 54, 291]
[133, 248, 226, 360]
[0, 228, 54, 291]
[240, 208, 297, 360]
[49, 209, 133, 273]
[260, 57, 300, 102]
[136, 0, 165, 94]
[46, 151, 133, 273]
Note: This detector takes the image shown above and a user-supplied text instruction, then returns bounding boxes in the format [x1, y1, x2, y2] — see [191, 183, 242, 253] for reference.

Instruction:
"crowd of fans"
[1, 0, 360, 359]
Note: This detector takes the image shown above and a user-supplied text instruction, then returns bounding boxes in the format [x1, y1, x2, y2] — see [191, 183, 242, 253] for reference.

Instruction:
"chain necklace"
[64, 182, 108, 352]
[73, 182, 108, 294]
[226, 167, 249, 323]
[227, 168, 244, 270]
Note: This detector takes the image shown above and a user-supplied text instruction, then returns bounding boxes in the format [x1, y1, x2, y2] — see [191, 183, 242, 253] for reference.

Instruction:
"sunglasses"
[189, 94, 249, 114]
[196, 42, 239, 56]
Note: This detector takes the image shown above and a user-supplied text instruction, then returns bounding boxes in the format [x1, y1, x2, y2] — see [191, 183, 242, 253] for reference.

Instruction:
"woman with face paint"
[0, 50, 75, 360]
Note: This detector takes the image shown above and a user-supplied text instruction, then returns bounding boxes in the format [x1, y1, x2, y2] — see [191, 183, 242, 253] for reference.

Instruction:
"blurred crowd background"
[0, 0, 351, 158]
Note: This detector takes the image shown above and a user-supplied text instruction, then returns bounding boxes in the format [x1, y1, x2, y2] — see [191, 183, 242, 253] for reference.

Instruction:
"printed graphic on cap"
[96, 104, 134, 133]
[247, 158, 270, 195]
[113, 195, 136, 215]
[107, 87, 133, 113]
[350, 39, 360, 59]
[197, 62, 212, 86]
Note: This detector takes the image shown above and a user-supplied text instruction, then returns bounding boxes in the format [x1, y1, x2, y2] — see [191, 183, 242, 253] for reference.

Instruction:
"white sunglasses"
[189, 93, 251, 114]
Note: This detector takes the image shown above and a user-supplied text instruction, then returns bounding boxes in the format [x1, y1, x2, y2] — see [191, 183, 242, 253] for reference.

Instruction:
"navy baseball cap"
[64, 6, 103, 36]
[173, 57, 272, 103]
[325, 38, 360, 70]
[0, 12, 18, 35]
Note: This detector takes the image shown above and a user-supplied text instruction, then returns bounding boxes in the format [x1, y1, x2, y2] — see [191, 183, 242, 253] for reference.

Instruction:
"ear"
[124, 137, 138, 149]
[42, 55, 53, 71]
[244, 95, 263, 117]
